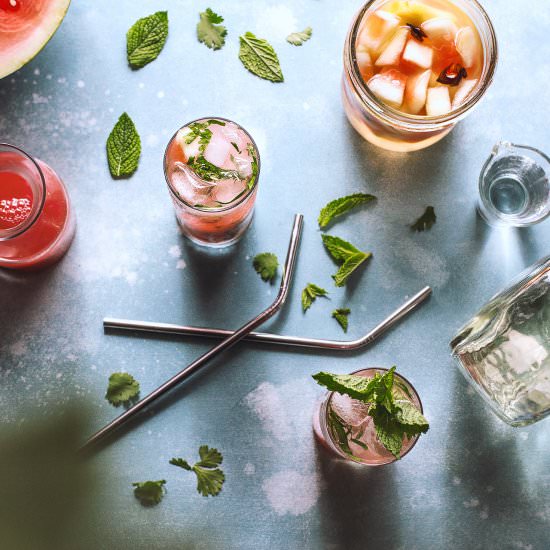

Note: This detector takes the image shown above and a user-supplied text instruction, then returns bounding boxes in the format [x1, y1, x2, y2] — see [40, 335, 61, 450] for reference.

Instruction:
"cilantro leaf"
[105, 372, 140, 406]
[318, 193, 376, 229]
[239, 32, 284, 82]
[302, 283, 329, 312]
[126, 11, 169, 69]
[286, 27, 313, 46]
[170, 446, 225, 497]
[253, 252, 279, 283]
[132, 480, 166, 506]
[411, 206, 436, 231]
[106, 112, 141, 178]
[322, 235, 371, 287]
[197, 8, 227, 50]
[332, 308, 351, 332]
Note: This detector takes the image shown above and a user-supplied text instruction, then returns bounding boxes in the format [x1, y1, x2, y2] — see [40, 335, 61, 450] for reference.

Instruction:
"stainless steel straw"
[81, 214, 304, 454]
[104, 286, 432, 351]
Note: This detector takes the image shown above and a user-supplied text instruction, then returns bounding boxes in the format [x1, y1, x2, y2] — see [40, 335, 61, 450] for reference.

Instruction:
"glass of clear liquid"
[451, 257, 550, 426]
[477, 141, 550, 227]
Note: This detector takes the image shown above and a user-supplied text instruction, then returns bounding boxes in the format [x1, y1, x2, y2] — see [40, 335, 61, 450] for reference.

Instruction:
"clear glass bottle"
[342, 0, 498, 152]
[451, 257, 550, 426]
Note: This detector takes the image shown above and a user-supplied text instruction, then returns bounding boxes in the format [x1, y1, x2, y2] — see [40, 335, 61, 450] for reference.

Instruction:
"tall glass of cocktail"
[163, 117, 260, 248]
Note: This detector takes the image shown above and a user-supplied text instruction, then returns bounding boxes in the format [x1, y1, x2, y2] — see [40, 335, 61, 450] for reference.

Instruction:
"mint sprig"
[302, 283, 329, 312]
[332, 308, 350, 332]
[106, 113, 141, 178]
[286, 27, 312, 46]
[411, 206, 436, 231]
[318, 193, 376, 229]
[239, 32, 284, 82]
[321, 235, 372, 287]
[197, 8, 227, 50]
[126, 11, 169, 69]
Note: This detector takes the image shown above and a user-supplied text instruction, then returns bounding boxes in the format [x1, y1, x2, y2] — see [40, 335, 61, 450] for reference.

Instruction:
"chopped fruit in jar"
[437, 63, 467, 86]
[375, 26, 409, 66]
[368, 69, 407, 108]
[421, 17, 458, 41]
[358, 10, 401, 54]
[402, 38, 433, 68]
[405, 69, 431, 114]
[455, 26, 478, 68]
[426, 86, 451, 116]
[451, 78, 478, 108]
[386, 0, 451, 26]
[356, 45, 374, 80]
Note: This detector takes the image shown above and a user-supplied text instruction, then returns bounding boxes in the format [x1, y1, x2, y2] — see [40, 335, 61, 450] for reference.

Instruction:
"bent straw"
[81, 214, 304, 454]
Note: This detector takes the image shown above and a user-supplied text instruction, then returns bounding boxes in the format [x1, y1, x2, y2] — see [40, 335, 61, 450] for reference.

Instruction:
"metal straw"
[81, 214, 304, 454]
[104, 286, 431, 351]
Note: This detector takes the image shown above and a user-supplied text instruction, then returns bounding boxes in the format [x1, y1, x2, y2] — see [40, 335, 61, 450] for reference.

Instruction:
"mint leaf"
[239, 32, 284, 82]
[332, 251, 371, 287]
[369, 405, 405, 459]
[126, 11, 169, 69]
[106, 112, 141, 178]
[197, 8, 227, 50]
[313, 369, 394, 402]
[170, 446, 225, 497]
[318, 193, 376, 229]
[105, 372, 140, 406]
[132, 480, 166, 506]
[286, 27, 312, 46]
[332, 308, 350, 332]
[302, 283, 329, 312]
[253, 252, 279, 283]
[321, 234, 362, 262]
[394, 400, 429, 436]
[411, 206, 436, 231]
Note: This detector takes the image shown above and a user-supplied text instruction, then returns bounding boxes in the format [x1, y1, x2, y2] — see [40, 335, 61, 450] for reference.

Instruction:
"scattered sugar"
[262, 470, 320, 516]
[9, 340, 27, 357]
[146, 134, 159, 147]
[33, 68, 40, 76]
[138, 83, 145, 89]
[176, 259, 187, 270]
[125, 272, 138, 286]
[244, 463, 255, 476]
[255, 5, 297, 40]
[452, 476, 461, 486]
[168, 245, 181, 258]
[77, 80, 85, 88]
[157, 91, 165, 99]
[32, 93, 49, 104]
[463, 497, 480, 508]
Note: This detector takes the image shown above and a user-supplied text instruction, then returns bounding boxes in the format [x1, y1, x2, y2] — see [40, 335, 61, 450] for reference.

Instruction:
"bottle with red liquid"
[0, 143, 75, 270]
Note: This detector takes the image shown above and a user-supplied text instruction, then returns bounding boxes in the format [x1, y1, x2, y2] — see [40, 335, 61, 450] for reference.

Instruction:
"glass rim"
[163, 116, 261, 213]
[0, 142, 47, 242]
[345, 0, 498, 129]
[323, 367, 424, 465]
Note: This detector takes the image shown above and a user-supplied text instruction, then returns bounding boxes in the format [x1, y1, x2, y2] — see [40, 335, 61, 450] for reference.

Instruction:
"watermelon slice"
[0, 0, 71, 79]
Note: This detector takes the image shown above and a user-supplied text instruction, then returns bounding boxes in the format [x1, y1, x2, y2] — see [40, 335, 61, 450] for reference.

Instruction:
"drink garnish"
[437, 63, 467, 86]
[410, 205, 436, 231]
[170, 446, 225, 497]
[406, 22, 427, 42]
[126, 11, 169, 69]
[302, 283, 329, 312]
[197, 8, 227, 50]
[286, 27, 313, 46]
[253, 252, 279, 283]
[132, 480, 166, 506]
[239, 32, 284, 82]
[105, 372, 140, 406]
[332, 308, 351, 332]
[321, 234, 372, 287]
[318, 193, 377, 229]
[313, 367, 429, 458]
[106, 112, 142, 178]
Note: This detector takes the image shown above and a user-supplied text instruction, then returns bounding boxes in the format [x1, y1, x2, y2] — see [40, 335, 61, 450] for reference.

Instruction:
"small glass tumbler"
[163, 117, 260, 248]
[477, 141, 550, 227]
[313, 368, 423, 465]
[451, 256, 550, 426]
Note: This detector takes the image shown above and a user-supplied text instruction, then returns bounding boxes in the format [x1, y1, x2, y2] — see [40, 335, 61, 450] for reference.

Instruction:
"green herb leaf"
[321, 234, 362, 262]
[332, 308, 351, 332]
[197, 8, 227, 50]
[302, 283, 329, 312]
[332, 251, 371, 287]
[239, 32, 284, 82]
[170, 446, 225, 497]
[126, 11, 169, 69]
[247, 144, 259, 190]
[313, 369, 394, 402]
[318, 193, 376, 229]
[369, 405, 405, 459]
[106, 112, 141, 178]
[394, 400, 430, 436]
[105, 372, 140, 406]
[253, 252, 279, 283]
[132, 480, 166, 506]
[286, 27, 313, 46]
[411, 206, 436, 231]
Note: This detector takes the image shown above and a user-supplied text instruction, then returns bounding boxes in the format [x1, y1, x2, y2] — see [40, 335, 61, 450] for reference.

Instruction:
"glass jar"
[342, 0, 498, 152]
[0, 143, 76, 270]
[451, 257, 550, 426]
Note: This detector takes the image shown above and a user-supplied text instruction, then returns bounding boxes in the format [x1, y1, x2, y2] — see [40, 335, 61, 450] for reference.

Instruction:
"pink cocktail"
[0, 143, 75, 270]
[164, 117, 260, 248]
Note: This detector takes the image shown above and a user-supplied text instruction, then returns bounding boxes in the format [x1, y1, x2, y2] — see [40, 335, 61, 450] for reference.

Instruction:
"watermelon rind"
[0, 0, 71, 79]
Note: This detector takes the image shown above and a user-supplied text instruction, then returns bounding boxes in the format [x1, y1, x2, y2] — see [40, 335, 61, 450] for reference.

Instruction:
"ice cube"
[421, 17, 458, 41]
[204, 129, 232, 167]
[220, 122, 246, 152]
[356, 45, 374, 80]
[455, 26, 477, 68]
[426, 86, 451, 116]
[330, 393, 371, 428]
[402, 38, 433, 69]
[375, 26, 409, 66]
[451, 78, 478, 109]
[367, 69, 407, 108]
[358, 10, 400, 54]
[171, 162, 213, 204]
[212, 177, 247, 204]
[175, 127, 200, 161]
[405, 69, 431, 114]
[232, 153, 253, 179]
